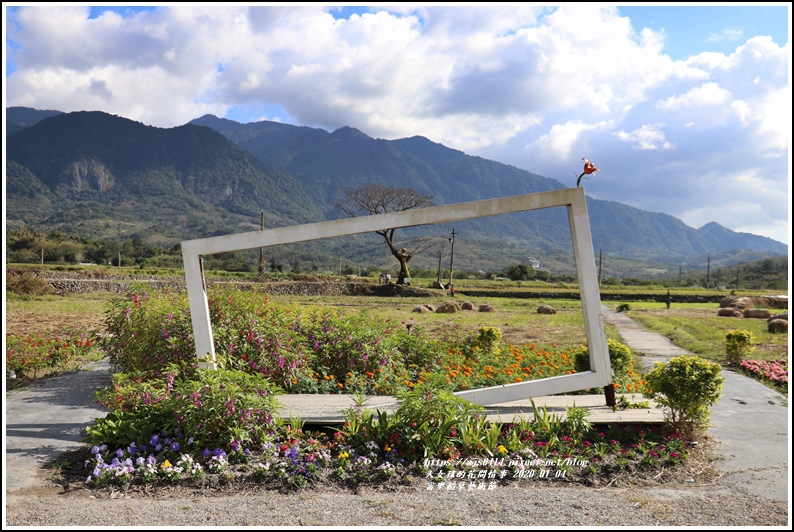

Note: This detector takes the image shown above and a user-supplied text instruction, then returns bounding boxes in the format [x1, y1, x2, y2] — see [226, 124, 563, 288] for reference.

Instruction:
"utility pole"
[258, 210, 265, 277]
[448, 228, 456, 287]
[679, 264, 683, 287]
[706, 256, 711, 289]
[436, 248, 443, 284]
[735, 268, 740, 290]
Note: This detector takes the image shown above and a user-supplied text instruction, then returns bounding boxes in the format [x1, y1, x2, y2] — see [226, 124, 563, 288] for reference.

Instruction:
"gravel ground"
[4, 477, 790, 527]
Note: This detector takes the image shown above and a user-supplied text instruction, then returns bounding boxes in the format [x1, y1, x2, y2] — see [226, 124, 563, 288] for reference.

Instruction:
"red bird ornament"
[577, 158, 600, 186]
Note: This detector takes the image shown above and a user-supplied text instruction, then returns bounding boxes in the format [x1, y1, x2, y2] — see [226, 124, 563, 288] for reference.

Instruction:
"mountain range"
[5, 106, 786, 274]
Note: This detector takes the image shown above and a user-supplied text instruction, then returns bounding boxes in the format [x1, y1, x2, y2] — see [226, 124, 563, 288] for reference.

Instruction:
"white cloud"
[613, 123, 674, 150]
[707, 27, 745, 42]
[529, 120, 614, 159]
[657, 82, 731, 110]
[5, 5, 790, 247]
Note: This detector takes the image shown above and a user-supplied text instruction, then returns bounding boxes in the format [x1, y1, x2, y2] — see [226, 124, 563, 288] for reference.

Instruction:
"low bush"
[90, 367, 282, 452]
[724, 329, 756, 366]
[6, 329, 95, 380]
[572, 339, 634, 377]
[642, 356, 724, 436]
[6, 271, 52, 296]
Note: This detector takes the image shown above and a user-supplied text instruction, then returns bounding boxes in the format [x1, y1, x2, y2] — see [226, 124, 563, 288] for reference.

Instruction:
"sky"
[3, 3, 792, 247]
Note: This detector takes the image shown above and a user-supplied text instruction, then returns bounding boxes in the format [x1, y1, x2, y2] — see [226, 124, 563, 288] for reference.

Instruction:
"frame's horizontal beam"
[181, 189, 578, 257]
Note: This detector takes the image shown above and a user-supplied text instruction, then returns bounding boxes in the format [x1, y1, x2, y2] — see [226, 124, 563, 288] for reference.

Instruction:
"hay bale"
[478, 304, 497, 313]
[743, 308, 771, 319]
[423, 304, 436, 312]
[721, 295, 788, 309]
[436, 302, 458, 314]
[720, 296, 753, 309]
[768, 313, 788, 322]
[767, 319, 788, 334]
[717, 307, 743, 317]
[461, 301, 475, 310]
[537, 304, 557, 315]
[412, 305, 431, 313]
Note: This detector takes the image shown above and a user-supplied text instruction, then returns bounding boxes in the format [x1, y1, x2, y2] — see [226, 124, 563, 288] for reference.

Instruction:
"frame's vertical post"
[567, 188, 612, 394]
[182, 242, 217, 370]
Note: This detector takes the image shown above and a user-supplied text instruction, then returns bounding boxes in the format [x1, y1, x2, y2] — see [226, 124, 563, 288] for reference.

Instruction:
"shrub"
[642, 356, 724, 436]
[6, 330, 94, 380]
[393, 384, 483, 459]
[299, 308, 401, 388]
[573, 339, 634, 377]
[91, 367, 283, 451]
[102, 289, 197, 377]
[616, 303, 631, 313]
[101, 287, 427, 395]
[474, 326, 503, 354]
[724, 329, 756, 366]
[6, 271, 52, 296]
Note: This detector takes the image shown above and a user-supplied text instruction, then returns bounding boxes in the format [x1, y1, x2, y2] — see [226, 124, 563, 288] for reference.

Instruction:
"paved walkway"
[4, 309, 790, 503]
[602, 306, 789, 502]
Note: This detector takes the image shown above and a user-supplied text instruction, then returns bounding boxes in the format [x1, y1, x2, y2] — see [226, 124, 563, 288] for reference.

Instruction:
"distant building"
[526, 257, 541, 269]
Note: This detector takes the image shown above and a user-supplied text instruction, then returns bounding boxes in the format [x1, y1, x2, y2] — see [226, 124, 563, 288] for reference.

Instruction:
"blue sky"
[4, 4, 792, 246]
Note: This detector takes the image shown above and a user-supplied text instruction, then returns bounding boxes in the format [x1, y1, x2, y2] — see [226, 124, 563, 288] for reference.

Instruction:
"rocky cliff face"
[57, 158, 115, 193]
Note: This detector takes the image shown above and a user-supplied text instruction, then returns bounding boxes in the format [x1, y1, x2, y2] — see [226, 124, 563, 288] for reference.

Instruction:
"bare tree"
[334, 184, 435, 284]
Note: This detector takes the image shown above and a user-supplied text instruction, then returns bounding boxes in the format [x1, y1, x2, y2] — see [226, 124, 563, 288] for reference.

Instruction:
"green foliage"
[529, 398, 564, 433]
[91, 367, 282, 451]
[612, 395, 650, 411]
[616, 303, 631, 312]
[563, 404, 592, 434]
[101, 287, 446, 396]
[627, 308, 787, 364]
[724, 329, 756, 366]
[642, 356, 724, 436]
[475, 326, 503, 353]
[390, 325, 443, 371]
[6, 329, 95, 380]
[395, 384, 484, 459]
[102, 289, 198, 377]
[6, 270, 52, 296]
[573, 339, 634, 378]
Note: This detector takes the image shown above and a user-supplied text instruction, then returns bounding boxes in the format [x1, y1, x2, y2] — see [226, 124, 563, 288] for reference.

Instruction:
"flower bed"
[738, 359, 788, 392]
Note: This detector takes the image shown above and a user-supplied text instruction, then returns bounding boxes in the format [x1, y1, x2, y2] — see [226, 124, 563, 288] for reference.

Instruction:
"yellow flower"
[497, 445, 508, 455]
[160, 459, 173, 469]
[339, 451, 349, 459]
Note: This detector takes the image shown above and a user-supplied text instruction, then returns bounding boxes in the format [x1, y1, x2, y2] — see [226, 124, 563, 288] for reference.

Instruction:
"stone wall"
[14, 269, 439, 298]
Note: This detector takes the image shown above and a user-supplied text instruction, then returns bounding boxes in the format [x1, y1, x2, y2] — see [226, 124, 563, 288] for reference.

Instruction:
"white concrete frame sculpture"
[181, 187, 611, 405]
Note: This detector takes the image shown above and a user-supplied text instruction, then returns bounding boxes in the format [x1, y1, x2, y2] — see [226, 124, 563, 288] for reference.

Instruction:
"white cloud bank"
[5, 4, 791, 246]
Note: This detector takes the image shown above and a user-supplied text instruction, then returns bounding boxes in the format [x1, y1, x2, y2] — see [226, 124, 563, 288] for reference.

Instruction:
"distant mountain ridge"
[6, 109, 323, 242]
[188, 113, 785, 258]
[5, 107, 786, 270]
